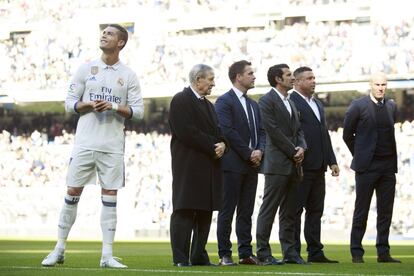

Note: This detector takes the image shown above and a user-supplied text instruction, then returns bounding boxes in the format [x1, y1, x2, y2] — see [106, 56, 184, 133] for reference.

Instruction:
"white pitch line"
[0, 266, 403, 276]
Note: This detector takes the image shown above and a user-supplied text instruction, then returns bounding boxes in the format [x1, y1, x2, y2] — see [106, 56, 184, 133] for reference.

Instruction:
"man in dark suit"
[168, 64, 227, 267]
[215, 60, 266, 266]
[256, 64, 307, 265]
[289, 66, 339, 263]
[343, 72, 401, 264]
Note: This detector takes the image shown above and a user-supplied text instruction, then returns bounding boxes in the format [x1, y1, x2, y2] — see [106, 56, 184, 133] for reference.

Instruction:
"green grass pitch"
[0, 240, 413, 275]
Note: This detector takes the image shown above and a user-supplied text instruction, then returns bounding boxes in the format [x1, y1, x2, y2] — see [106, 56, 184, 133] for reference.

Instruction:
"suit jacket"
[215, 89, 266, 174]
[169, 87, 227, 211]
[343, 96, 398, 173]
[259, 89, 307, 175]
[289, 91, 337, 171]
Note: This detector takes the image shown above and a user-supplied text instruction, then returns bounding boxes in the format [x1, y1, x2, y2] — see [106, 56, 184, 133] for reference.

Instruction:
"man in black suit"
[215, 60, 266, 266]
[289, 67, 339, 263]
[343, 72, 401, 264]
[256, 64, 307, 265]
[168, 64, 227, 267]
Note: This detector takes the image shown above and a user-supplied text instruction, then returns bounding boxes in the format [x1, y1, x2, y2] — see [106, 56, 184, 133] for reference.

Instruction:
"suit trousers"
[170, 209, 212, 264]
[350, 158, 396, 257]
[294, 168, 325, 258]
[217, 171, 258, 259]
[256, 172, 300, 259]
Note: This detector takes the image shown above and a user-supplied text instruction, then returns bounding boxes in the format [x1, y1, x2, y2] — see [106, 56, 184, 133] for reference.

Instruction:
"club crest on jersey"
[117, 78, 124, 86]
[69, 83, 76, 91]
[91, 66, 99, 75]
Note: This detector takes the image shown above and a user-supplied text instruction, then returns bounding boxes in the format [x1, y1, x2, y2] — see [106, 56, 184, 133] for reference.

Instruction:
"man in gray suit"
[256, 64, 307, 265]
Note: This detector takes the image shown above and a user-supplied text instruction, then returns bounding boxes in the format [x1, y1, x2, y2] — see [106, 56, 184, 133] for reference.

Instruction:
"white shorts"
[66, 148, 125, 190]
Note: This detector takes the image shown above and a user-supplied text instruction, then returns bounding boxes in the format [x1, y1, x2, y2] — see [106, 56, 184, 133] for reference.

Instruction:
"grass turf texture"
[0, 240, 413, 275]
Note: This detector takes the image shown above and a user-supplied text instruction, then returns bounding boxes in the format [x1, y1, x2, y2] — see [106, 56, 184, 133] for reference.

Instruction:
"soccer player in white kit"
[41, 24, 144, 268]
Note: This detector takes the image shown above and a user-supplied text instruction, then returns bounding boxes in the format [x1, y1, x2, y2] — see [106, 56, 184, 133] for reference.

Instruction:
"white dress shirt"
[272, 87, 292, 116]
[233, 87, 257, 148]
[295, 90, 321, 122]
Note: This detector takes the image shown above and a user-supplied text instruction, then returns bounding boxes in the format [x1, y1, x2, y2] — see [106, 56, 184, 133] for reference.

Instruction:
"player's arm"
[125, 72, 144, 120]
[65, 64, 94, 114]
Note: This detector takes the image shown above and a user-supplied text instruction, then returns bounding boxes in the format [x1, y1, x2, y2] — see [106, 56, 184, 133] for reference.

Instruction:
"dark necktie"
[244, 94, 257, 148]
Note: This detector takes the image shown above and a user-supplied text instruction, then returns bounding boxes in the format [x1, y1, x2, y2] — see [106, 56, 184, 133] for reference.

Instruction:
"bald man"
[343, 73, 401, 264]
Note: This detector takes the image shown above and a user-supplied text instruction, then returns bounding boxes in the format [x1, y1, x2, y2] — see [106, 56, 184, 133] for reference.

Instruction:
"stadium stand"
[0, 121, 413, 240]
[1, 0, 414, 100]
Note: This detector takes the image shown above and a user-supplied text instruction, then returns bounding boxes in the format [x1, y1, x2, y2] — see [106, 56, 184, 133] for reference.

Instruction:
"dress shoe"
[218, 256, 237, 266]
[239, 255, 260, 265]
[174, 262, 191, 267]
[377, 254, 401, 263]
[192, 262, 218, 266]
[308, 255, 339, 263]
[283, 255, 308, 265]
[352, 256, 364, 263]
[259, 256, 284, 265]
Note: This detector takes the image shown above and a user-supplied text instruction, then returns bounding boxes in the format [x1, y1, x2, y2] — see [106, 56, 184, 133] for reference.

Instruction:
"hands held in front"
[93, 100, 114, 112]
[250, 150, 263, 168]
[293, 147, 305, 164]
[330, 164, 340, 176]
[214, 142, 226, 159]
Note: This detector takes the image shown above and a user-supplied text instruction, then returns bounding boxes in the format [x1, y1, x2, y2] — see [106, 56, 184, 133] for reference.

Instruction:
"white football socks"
[56, 194, 80, 251]
[101, 195, 117, 259]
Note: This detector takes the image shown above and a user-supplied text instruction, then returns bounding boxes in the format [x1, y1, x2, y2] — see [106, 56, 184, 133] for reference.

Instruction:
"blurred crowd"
[1, 1, 414, 93]
[0, 120, 413, 239]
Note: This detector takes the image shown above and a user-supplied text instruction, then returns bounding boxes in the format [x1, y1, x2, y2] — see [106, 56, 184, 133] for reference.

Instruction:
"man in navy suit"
[289, 67, 339, 263]
[343, 72, 401, 264]
[215, 60, 266, 266]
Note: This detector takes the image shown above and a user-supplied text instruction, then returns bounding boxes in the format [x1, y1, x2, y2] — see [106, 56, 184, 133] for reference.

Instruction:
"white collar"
[232, 86, 246, 99]
[295, 90, 315, 102]
[272, 87, 289, 101]
[370, 93, 384, 104]
[97, 58, 121, 70]
[190, 85, 204, 99]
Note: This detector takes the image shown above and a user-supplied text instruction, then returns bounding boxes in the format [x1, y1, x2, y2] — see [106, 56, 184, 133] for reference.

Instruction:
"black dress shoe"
[192, 262, 218, 266]
[218, 255, 237, 266]
[308, 255, 339, 263]
[352, 256, 364, 263]
[377, 254, 401, 263]
[174, 262, 191, 267]
[259, 256, 284, 265]
[283, 255, 308, 265]
[239, 255, 260, 265]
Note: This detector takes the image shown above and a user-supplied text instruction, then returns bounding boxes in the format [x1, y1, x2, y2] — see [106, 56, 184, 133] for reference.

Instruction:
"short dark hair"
[293, 66, 312, 78]
[267, 64, 289, 87]
[228, 60, 251, 83]
[107, 24, 128, 50]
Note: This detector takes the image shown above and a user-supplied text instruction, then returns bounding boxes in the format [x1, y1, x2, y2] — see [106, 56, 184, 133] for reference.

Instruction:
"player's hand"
[330, 164, 340, 176]
[214, 142, 226, 159]
[93, 100, 112, 112]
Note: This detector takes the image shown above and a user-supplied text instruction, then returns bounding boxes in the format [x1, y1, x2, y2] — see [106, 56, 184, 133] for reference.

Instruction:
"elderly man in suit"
[289, 66, 339, 263]
[168, 64, 227, 267]
[343, 72, 401, 264]
[256, 64, 307, 265]
[215, 60, 266, 266]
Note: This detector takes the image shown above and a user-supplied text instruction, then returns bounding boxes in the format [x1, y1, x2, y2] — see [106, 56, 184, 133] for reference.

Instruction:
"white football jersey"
[66, 58, 144, 154]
